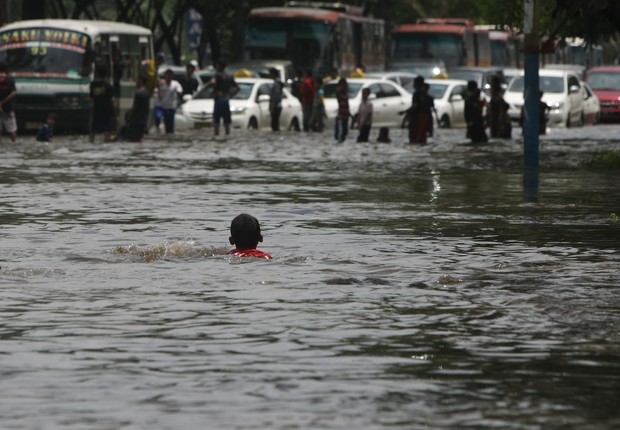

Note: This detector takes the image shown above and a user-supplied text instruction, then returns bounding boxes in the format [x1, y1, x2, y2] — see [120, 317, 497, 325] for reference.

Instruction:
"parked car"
[584, 66, 620, 122]
[390, 60, 448, 79]
[581, 81, 600, 125]
[225, 60, 295, 85]
[364, 72, 418, 90]
[177, 78, 302, 131]
[425, 78, 469, 128]
[447, 66, 507, 97]
[322, 78, 411, 129]
[504, 69, 585, 127]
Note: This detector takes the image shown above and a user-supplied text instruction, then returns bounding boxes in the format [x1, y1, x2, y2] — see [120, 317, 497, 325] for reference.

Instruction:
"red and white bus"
[390, 19, 491, 70]
[244, 2, 385, 76]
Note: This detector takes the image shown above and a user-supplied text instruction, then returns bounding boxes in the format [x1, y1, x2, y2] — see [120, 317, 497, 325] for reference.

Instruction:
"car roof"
[511, 69, 578, 77]
[426, 78, 469, 85]
[365, 72, 417, 78]
[324, 78, 403, 85]
[586, 66, 620, 73]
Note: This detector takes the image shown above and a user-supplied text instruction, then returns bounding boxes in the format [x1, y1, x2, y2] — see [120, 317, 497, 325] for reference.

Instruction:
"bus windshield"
[244, 19, 331, 70]
[391, 33, 464, 67]
[0, 27, 91, 78]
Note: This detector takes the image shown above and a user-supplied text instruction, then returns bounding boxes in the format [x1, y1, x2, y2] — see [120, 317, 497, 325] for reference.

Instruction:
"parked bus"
[391, 19, 491, 70]
[0, 19, 153, 132]
[541, 37, 603, 70]
[244, 2, 385, 77]
[475, 26, 523, 68]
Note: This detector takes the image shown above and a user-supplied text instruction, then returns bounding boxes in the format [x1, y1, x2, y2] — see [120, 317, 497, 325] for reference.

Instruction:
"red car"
[585, 66, 620, 122]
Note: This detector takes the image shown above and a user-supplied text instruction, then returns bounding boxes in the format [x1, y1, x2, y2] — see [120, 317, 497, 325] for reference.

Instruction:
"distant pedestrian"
[404, 76, 434, 144]
[179, 62, 200, 97]
[309, 76, 326, 132]
[269, 67, 284, 131]
[355, 87, 373, 142]
[89, 62, 116, 143]
[0, 61, 17, 142]
[300, 69, 315, 131]
[126, 75, 150, 142]
[154, 68, 183, 135]
[464, 80, 488, 143]
[141, 52, 166, 97]
[486, 76, 511, 138]
[36, 113, 57, 142]
[520, 90, 550, 135]
[211, 60, 240, 138]
[377, 127, 391, 143]
[335, 78, 350, 142]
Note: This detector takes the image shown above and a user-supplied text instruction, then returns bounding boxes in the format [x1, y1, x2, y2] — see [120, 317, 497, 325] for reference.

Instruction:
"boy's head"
[229, 213, 263, 249]
[361, 87, 370, 99]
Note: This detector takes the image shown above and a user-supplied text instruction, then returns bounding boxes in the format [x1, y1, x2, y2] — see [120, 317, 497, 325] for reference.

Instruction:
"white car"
[425, 78, 469, 128]
[364, 72, 418, 90]
[322, 78, 411, 128]
[504, 69, 585, 127]
[581, 81, 600, 125]
[178, 78, 302, 130]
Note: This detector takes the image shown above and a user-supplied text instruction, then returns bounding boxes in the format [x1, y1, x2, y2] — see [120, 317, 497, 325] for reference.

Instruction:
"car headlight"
[549, 102, 563, 111]
[231, 106, 247, 114]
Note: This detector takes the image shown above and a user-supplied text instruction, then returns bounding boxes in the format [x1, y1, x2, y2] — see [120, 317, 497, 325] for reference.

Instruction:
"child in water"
[228, 213, 272, 259]
[36, 113, 57, 142]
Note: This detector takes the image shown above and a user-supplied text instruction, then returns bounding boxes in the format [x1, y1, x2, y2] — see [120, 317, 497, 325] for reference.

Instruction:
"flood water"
[1, 125, 619, 429]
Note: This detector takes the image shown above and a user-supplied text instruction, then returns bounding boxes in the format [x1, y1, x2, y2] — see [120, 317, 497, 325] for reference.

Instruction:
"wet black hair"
[230, 213, 262, 249]
[414, 76, 425, 88]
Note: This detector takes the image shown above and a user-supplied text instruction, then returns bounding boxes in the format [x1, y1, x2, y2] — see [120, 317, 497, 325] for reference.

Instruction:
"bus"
[0, 19, 153, 132]
[541, 37, 603, 71]
[391, 19, 491, 70]
[244, 2, 385, 77]
[475, 26, 523, 68]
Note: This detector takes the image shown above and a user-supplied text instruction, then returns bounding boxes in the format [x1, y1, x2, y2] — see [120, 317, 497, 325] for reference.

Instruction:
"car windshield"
[323, 82, 364, 98]
[193, 82, 254, 100]
[427, 84, 448, 99]
[508, 76, 564, 94]
[587, 72, 620, 91]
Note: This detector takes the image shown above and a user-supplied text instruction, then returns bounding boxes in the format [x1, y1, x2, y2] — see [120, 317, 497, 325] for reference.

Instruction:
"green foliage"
[583, 151, 620, 169]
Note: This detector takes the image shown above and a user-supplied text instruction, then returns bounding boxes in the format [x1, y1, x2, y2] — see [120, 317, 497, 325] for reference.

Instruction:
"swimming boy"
[228, 213, 272, 259]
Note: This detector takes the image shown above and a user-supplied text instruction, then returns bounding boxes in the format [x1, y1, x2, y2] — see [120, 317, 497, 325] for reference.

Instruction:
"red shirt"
[228, 248, 272, 259]
[300, 77, 315, 107]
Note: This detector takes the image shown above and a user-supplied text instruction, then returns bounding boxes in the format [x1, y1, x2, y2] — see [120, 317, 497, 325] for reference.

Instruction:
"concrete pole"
[523, 0, 540, 202]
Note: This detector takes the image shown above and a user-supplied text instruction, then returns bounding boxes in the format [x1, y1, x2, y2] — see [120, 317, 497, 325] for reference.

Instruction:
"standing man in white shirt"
[156, 69, 183, 135]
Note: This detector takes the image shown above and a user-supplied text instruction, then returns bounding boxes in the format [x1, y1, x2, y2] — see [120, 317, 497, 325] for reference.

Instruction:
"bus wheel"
[248, 117, 259, 129]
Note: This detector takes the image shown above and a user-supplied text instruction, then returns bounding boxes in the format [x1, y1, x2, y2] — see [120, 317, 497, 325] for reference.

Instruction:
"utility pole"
[523, 0, 540, 202]
[523, 0, 540, 169]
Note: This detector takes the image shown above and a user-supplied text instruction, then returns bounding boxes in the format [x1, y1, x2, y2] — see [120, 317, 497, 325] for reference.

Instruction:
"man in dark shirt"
[211, 60, 239, 138]
[0, 61, 18, 142]
[89, 63, 116, 143]
[179, 62, 200, 97]
[126, 76, 150, 142]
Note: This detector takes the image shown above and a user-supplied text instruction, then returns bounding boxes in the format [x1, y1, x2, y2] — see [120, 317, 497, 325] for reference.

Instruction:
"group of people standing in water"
[405, 74, 513, 145]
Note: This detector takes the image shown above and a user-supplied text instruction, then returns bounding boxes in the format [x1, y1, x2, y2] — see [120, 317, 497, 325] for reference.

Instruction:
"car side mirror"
[182, 94, 193, 102]
[257, 94, 270, 102]
[450, 94, 463, 101]
[368, 93, 377, 100]
[569, 85, 580, 94]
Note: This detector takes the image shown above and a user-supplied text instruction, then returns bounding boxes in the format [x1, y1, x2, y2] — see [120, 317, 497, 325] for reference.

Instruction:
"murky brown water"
[1, 125, 619, 429]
